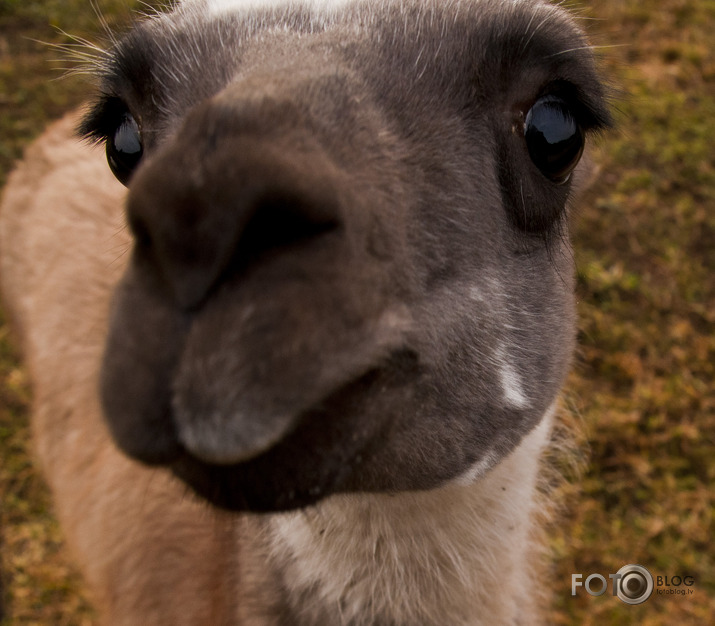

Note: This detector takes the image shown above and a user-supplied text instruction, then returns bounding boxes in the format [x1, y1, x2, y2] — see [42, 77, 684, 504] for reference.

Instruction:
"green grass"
[0, 0, 713, 623]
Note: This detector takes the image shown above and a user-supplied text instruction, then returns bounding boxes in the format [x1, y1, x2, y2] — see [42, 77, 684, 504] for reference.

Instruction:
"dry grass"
[1, 0, 713, 623]
[551, 0, 715, 622]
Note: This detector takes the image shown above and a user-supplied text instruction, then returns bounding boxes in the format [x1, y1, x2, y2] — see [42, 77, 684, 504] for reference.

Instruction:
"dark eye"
[524, 96, 584, 184]
[107, 112, 143, 186]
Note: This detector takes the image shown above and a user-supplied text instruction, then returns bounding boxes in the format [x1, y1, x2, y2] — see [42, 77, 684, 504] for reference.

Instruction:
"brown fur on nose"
[127, 100, 342, 311]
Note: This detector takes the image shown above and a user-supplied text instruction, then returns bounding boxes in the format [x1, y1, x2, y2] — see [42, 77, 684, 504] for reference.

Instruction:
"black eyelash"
[539, 80, 613, 133]
[77, 94, 131, 145]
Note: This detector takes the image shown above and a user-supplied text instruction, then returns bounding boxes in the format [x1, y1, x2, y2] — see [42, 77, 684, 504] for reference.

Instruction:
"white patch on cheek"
[468, 285, 485, 303]
[495, 344, 529, 409]
[469, 282, 529, 407]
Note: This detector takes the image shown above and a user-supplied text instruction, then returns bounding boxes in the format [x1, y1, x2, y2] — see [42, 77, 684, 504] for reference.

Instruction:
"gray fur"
[76, 0, 612, 511]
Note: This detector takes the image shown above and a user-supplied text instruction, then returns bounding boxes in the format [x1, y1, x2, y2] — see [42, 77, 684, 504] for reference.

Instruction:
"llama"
[0, 0, 610, 623]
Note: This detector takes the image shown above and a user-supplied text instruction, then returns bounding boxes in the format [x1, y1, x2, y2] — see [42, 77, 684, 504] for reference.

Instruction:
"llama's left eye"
[524, 95, 584, 184]
[107, 113, 143, 186]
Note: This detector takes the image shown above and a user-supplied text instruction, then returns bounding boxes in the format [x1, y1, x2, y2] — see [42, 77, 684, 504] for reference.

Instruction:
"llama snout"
[100, 77, 418, 499]
[125, 98, 344, 312]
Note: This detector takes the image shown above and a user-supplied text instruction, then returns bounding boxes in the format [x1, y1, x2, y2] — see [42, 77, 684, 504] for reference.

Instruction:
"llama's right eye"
[524, 95, 584, 184]
[107, 113, 143, 186]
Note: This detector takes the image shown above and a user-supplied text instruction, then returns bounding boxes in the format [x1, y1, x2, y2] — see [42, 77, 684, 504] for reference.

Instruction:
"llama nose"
[126, 125, 341, 310]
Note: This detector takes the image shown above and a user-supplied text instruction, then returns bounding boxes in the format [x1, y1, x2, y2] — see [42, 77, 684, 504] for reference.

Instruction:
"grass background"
[0, 0, 713, 623]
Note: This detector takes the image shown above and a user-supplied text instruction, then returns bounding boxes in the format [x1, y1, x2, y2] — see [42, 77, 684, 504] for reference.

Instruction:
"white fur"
[267, 404, 554, 624]
[496, 343, 530, 409]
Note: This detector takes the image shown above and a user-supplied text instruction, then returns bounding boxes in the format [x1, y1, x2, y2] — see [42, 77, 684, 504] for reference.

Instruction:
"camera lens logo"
[615, 564, 654, 605]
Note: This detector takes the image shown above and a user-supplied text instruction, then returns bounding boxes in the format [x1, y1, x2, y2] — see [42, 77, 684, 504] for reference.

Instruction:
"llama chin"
[0, 0, 610, 623]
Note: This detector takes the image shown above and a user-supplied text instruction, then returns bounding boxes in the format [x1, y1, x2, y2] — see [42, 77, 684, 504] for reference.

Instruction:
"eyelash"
[78, 95, 132, 144]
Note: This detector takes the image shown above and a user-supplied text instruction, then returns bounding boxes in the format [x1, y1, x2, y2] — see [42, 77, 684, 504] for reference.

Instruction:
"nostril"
[125, 125, 344, 311]
[127, 173, 342, 312]
[236, 191, 340, 266]
[129, 213, 153, 250]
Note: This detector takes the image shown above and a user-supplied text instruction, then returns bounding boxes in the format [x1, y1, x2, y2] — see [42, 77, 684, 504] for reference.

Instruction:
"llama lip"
[170, 351, 420, 512]
[171, 301, 415, 467]
[172, 338, 418, 467]
[172, 361, 383, 466]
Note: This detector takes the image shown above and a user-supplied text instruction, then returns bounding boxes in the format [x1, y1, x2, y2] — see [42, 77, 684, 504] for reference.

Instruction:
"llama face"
[84, 0, 610, 511]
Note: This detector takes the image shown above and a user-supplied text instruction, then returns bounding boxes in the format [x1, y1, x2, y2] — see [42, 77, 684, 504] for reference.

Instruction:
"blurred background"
[0, 0, 713, 623]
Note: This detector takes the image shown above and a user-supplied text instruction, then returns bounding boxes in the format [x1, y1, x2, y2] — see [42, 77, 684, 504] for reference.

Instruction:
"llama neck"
[259, 407, 555, 626]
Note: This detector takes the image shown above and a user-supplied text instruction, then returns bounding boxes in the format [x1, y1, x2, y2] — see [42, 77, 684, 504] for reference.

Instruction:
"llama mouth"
[99, 251, 417, 482]
[170, 302, 416, 468]
[172, 359, 385, 467]
[170, 349, 420, 512]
